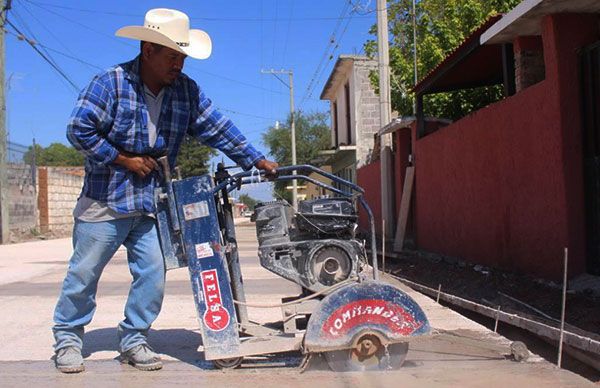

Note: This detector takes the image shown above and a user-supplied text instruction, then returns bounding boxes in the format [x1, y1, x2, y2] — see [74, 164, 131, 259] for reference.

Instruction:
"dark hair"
[140, 41, 164, 53]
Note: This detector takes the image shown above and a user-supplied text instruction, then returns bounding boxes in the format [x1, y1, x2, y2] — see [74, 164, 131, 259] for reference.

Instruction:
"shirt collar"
[123, 56, 178, 96]
[123, 56, 142, 85]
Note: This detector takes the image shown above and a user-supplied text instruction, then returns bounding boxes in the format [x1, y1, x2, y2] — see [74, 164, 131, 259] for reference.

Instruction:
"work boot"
[121, 344, 163, 371]
[55, 346, 85, 373]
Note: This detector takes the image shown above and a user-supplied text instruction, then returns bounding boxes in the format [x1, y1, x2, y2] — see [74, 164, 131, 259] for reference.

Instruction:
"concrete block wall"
[353, 60, 380, 168]
[7, 163, 37, 238]
[38, 167, 84, 236]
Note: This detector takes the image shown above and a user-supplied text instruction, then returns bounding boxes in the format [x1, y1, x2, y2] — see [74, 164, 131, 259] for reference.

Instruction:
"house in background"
[358, 0, 600, 281]
[318, 55, 382, 185]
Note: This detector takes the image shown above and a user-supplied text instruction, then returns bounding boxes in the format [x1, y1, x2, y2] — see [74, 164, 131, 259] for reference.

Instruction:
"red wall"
[410, 14, 598, 280]
[357, 161, 382, 234]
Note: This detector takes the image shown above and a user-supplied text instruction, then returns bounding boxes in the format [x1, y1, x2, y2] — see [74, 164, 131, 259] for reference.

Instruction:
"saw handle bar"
[212, 164, 365, 197]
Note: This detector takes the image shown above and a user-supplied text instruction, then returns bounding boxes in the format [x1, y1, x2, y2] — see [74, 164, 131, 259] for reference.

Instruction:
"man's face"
[142, 43, 187, 87]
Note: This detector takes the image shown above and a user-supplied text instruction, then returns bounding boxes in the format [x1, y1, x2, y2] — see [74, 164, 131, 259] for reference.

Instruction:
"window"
[344, 82, 352, 145]
[333, 101, 339, 147]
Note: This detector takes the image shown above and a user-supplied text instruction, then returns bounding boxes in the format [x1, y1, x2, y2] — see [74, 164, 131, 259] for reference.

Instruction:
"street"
[0, 224, 594, 387]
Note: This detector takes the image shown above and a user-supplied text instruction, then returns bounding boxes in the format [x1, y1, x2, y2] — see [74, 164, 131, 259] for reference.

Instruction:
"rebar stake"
[558, 247, 568, 368]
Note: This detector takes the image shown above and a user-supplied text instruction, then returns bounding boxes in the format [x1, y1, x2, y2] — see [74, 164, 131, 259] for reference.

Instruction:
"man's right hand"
[114, 153, 159, 178]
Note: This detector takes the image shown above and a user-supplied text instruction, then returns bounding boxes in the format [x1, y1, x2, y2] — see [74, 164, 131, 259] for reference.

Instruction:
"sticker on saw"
[182, 201, 210, 221]
[201, 269, 231, 332]
[195, 242, 214, 259]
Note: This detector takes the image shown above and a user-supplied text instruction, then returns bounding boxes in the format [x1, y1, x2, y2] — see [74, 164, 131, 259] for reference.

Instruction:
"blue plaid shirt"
[67, 56, 264, 214]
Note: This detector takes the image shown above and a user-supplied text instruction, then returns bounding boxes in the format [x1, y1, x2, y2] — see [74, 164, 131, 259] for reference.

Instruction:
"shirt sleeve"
[187, 81, 264, 171]
[66, 74, 119, 166]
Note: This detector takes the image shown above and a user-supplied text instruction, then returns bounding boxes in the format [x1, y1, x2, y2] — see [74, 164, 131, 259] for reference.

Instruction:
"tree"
[262, 111, 331, 201]
[364, 0, 521, 120]
[175, 136, 217, 178]
[24, 142, 84, 166]
[238, 193, 258, 209]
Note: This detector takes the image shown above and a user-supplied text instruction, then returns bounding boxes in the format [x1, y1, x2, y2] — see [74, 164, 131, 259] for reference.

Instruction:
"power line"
[281, 0, 295, 66]
[18, 0, 77, 58]
[22, 0, 371, 22]
[217, 107, 277, 121]
[298, 1, 356, 111]
[21, 0, 320, 101]
[6, 18, 80, 92]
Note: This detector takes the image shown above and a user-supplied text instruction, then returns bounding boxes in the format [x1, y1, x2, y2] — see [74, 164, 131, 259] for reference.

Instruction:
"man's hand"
[115, 153, 159, 178]
[255, 159, 278, 179]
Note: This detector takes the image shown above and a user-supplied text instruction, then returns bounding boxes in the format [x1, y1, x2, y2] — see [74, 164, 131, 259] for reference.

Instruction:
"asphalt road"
[0, 223, 594, 387]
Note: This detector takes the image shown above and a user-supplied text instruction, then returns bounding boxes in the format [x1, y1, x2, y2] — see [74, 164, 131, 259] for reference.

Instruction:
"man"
[52, 8, 278, 373]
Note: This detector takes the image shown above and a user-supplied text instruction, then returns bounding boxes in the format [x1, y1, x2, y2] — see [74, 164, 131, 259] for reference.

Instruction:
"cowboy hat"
[115, 8, 212, 59]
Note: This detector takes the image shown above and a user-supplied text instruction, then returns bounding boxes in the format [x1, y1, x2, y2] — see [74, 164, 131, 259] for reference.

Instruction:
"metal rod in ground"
[558, 247, 568, 368]
[382, 219, 386, 273]
[494, 305, 501, 333]
[436, 284, 441, 303]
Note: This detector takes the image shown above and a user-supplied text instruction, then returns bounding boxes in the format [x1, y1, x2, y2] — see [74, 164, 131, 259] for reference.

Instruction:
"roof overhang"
[317, 145, 357, 166]
[320, 55, 373, 100]
[379, 116, 453, 135]
[413, 15, 504, 96]
[481, 0, 600, 45]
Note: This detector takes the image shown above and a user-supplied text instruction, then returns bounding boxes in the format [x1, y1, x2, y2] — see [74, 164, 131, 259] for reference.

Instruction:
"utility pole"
[261, 68, 297, 209]
[0, 0, 10, 244]
[412, 0, 418, 114]
[377, 0, 394, 239]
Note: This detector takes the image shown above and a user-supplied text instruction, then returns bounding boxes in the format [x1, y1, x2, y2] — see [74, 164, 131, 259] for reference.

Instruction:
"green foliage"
[24, 143, 85, 166]
[175, 136, 217, 178]
[262, 111, 331, 201]
[364, 0, 521, 120]
[238, 193, 258, 209]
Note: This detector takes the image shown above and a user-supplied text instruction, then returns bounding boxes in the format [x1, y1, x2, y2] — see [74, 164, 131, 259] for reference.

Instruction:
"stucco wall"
[410, 13, 598, 280]
[357, 161, 382, 235]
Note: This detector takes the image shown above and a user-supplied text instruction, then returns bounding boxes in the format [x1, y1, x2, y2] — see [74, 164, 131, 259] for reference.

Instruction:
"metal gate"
[581, 41, 600, 275]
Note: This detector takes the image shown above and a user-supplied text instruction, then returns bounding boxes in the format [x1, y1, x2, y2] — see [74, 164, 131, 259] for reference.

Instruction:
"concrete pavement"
[0, 223, 595, 386]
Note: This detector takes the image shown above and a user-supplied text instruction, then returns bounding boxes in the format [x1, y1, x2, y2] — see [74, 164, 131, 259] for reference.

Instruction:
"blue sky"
[6, 0, 378, 200]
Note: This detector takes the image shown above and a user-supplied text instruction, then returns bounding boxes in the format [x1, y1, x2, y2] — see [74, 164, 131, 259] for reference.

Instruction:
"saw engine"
[253, 198, 366, 292]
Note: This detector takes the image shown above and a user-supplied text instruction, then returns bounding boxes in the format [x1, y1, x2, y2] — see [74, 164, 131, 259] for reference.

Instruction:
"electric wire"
[18, 0, 77, 57]
[297, 1, 354, 112]
[23, 0, 319, 101]
[6, 18, 80, 92]
[281, 0, 294, 67]
[23, 0, 371, 22]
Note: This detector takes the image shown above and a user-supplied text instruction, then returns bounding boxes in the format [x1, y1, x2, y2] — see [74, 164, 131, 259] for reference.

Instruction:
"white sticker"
[195, 242, 214, 259]
[183, 201, 210, 221]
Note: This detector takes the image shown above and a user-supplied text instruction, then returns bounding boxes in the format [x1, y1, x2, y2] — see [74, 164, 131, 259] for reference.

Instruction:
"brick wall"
[38, 167, 84, 236]
[514, 36, 545, 92]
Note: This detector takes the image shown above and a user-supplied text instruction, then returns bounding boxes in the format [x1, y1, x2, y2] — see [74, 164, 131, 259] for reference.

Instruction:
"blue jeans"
[53, 216, 165, 353]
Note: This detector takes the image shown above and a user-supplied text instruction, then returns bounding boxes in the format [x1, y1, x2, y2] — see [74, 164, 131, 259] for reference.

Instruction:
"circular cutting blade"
[324, 341, 409, 372]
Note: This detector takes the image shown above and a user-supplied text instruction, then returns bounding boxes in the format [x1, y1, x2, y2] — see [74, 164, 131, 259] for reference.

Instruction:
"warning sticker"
[182, 201, 210, 221]
[195, 242, 214, 259]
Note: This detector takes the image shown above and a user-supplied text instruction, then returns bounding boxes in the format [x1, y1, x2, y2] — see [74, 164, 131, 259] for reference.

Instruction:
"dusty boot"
[55, 346, 85, 373]
[121, 344, 163, 371]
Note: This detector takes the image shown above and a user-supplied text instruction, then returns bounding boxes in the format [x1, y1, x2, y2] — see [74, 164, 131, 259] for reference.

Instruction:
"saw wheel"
[213, 357, 243, 369]
[310, 246, 352, 287]
[324, 334, 409, 372]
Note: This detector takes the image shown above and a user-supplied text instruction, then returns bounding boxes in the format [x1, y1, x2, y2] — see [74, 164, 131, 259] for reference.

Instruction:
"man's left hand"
[255, 159, 279, 179]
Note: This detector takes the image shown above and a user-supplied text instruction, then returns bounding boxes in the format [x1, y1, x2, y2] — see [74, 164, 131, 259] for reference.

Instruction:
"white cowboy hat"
[115, 8, 212, 59]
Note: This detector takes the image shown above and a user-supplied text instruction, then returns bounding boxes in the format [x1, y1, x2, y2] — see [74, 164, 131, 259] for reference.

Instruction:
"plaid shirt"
[67, 56, 264, 214]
